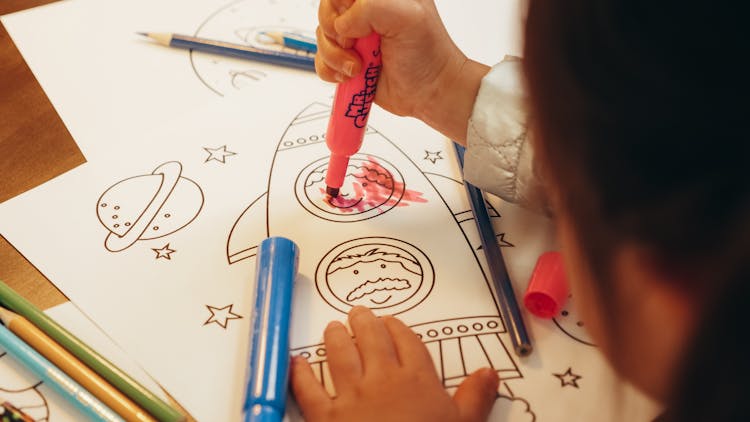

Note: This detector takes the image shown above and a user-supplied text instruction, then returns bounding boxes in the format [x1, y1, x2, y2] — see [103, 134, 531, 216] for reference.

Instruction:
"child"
[290, 0, 748, 421]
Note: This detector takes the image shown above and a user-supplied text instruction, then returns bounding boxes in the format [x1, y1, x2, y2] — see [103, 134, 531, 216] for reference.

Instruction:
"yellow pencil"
[0, 307, 156, 422]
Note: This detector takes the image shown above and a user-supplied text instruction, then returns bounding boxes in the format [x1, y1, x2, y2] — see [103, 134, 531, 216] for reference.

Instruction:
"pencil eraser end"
[245, 404, 282, 422]
[524, 251, 569, 319]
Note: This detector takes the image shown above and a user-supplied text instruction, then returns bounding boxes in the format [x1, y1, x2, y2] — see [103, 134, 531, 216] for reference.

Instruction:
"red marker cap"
[524, 251, 569, 318]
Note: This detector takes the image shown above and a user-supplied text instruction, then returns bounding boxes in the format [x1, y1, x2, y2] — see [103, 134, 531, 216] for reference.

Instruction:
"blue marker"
[244, 237, 299, 422]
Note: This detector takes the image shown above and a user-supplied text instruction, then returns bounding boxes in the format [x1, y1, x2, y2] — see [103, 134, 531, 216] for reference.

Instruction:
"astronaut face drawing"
[553, 294, 596, 346]
[296, 154, 409, 222]
[316, 238, 434, 315]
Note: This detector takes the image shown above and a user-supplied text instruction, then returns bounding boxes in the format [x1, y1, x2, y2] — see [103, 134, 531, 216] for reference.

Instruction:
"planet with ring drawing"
[96, 161, 204, 252]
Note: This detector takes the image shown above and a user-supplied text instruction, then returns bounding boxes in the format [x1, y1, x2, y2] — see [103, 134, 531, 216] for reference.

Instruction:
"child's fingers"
[315, 26, 361, 80]
[314, 53, 341, 82]
[453, 368, 500, 422]
[330, 0, 355, 15]
[290, 355, 332, 419]
[323, 320, 363, 392]
[318, 0, 340, 39]
[347, 306, 399, 373]
[336, 0, 422, 38]
[382, 316, 438, 374]
[329, 0, 355, 47]
[319, 0, 354, 47]
[334, 0, 375, 39]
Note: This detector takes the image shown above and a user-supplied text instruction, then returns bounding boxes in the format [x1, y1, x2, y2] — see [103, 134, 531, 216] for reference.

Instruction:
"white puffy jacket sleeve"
[462, 57, 547, 213]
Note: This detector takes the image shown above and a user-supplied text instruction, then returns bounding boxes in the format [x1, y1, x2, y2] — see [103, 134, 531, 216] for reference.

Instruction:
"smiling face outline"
[316, 238, 435, 316]
[295, 154, 405, 222]
[553, 294, 596, 346]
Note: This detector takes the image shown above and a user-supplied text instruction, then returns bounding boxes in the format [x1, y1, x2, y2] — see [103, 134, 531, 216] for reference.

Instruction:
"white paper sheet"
[0, 79, 658, 421]
[0, 302, 167, 421]
[1, 0, 658, 420]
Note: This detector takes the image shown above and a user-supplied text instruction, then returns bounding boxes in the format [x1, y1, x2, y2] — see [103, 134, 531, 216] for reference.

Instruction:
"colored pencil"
[260, 31, 317, 53]
[453, 144, 533, 356]
[138, 32, 315, 72]
[0, 399, 35, 422]
[0, 280, 184, 422]
[0, 307, 155, 422]
[0, 321, 123, 421]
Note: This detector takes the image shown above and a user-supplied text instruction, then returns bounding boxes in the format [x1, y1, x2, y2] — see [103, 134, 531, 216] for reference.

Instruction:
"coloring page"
[0, 78, 658, 421]
[1, 1, 657, 420]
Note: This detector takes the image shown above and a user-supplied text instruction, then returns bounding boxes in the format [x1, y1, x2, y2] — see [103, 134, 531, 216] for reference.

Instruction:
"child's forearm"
[415, 58, 490, 145]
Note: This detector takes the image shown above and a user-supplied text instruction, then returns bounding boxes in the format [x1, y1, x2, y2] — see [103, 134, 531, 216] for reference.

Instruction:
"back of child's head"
[522, 0, 748, 419]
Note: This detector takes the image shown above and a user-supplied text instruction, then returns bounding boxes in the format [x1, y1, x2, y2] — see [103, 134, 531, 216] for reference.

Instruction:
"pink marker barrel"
[324, 32, 382, 194]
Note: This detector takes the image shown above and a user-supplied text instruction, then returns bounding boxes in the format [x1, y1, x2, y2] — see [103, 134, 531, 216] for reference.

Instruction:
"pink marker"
[324, 32, 382, 197]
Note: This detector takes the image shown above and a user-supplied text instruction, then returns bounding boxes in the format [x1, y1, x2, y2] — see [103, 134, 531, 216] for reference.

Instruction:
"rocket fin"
[226, 192, 268, 264]
[424, 172, 498, 217]
[424, 173, 508, 251]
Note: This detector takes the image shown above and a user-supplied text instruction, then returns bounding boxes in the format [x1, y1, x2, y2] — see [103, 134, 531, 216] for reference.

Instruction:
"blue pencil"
[260, 32, 317, 53]
[0, 323, 124, 422]
[453, 144, 532, 357]
[139, 32, 316, 72]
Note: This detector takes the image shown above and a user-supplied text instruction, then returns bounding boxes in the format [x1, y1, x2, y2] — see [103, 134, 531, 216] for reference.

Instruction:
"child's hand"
[315, 0, 489, 143]
[291, 306, 500, 422]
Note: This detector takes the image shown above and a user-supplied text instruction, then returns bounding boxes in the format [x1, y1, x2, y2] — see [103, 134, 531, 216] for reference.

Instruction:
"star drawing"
[203, 304, 243, 329]
[152, 243, 176, 260]
[553, 367, 582, 388]
[424, 150, 443, 164]
[477, 233, 514, 250]
[203, 145, 237, 164]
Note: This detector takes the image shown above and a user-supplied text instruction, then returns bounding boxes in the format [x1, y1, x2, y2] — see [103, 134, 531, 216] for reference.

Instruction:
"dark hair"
[523, 0, 749, 420]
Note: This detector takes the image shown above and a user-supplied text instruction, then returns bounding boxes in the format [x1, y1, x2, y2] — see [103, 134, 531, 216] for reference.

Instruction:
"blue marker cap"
[243, 237, 299, 422]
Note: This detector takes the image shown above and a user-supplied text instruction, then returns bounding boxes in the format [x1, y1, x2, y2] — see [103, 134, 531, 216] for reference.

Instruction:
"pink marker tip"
[326, 186, 340, 198]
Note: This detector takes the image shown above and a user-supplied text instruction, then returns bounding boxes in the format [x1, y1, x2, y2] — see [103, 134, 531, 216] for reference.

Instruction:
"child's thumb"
[335, 0, 420, 39]
[334, 0, 375, 39]
[453, 368, 499, 422]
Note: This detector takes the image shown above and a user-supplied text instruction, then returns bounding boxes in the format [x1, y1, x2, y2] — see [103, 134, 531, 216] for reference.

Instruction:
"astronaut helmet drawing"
[296, 154, 407, 222]
[316, 237, 435, 315]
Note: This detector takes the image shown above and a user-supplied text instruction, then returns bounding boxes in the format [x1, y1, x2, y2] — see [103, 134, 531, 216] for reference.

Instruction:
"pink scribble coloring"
[321, 156, 427, 213]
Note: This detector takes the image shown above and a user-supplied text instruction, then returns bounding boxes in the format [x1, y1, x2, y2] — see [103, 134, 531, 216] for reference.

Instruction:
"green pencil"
[0, 280, 185, 422]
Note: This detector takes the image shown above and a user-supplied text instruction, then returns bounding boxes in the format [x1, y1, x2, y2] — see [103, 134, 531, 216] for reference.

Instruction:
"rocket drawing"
[227, 103, 522, 393]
